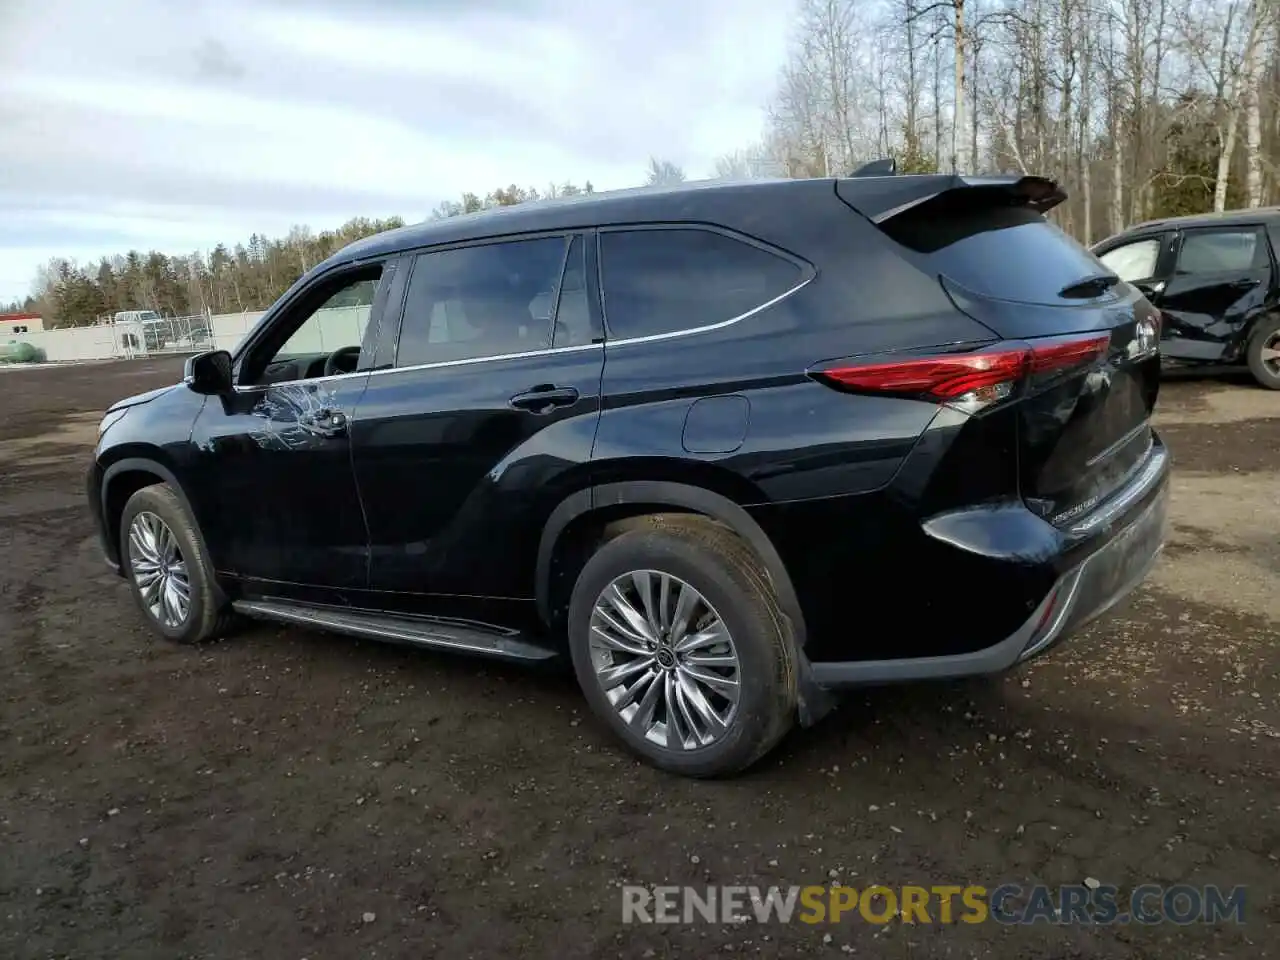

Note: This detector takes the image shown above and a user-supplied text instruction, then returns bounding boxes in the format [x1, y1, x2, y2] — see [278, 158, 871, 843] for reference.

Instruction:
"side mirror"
[184, 350, 233, 395]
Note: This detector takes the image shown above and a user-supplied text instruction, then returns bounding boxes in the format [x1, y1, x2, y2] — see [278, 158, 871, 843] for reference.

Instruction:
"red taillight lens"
[1028, 333, 1111, 374]
[817, 348, 1028, 400]
[813, 332, 1112, 412]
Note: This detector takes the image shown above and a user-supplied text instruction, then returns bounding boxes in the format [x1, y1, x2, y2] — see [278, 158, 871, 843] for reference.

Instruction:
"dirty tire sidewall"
[1246, 316, 1280, 389]
[567, 522, 796, 778]
[119, 483, 227, 644]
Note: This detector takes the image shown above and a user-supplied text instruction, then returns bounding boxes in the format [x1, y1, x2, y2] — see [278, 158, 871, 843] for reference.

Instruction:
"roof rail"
[849, 158, 897, 177]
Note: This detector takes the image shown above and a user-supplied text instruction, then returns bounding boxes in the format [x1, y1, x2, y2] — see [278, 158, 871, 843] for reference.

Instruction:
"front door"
[1156, 225, 1273, 362]
[189, 259, 401, 590]
[1094, 233, 1169, 299]
[350, 233, 604, 619]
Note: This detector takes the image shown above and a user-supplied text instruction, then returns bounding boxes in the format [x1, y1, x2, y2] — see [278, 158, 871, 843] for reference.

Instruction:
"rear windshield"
[882, 204, 1112, 305]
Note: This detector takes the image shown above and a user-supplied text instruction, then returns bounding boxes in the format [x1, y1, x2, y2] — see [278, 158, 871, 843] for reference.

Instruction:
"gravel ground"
[0, 358, 1276, 959]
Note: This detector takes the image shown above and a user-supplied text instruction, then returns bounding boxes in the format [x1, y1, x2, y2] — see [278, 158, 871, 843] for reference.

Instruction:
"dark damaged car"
[1092, 207, 1280, 388]
[89, 171, 1170, 777]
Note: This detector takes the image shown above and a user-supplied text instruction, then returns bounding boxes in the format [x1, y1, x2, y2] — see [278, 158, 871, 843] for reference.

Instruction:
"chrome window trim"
[231, 341, 605, 392]
[229, 269, 813, 393]
[602, 272, 814, 348]
[594, 222, 814, 348]
[231, 223, 815, 393]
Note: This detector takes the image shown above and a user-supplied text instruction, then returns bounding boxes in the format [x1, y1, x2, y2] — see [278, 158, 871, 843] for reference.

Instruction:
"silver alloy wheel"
[1261, 331, 1280, 376]
[127, 511, 191, 628]
[588, 569, 741, 750]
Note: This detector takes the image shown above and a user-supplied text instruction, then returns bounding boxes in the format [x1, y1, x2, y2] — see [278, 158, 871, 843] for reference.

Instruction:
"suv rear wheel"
[566, 516, 796, 777]
[119, 483, 236, 644]
[1246, 316, 1280, 389]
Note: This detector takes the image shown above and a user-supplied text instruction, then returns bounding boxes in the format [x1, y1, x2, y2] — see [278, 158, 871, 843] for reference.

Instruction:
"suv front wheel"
[119, 483, 236, 644]
[567, 516, 797, 777]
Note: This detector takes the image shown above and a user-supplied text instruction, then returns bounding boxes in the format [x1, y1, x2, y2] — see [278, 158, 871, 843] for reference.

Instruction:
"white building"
[2, 313, 45, 336]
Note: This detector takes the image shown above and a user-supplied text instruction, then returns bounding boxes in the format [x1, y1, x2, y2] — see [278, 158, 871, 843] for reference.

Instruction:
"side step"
[232, 599, 558, 663]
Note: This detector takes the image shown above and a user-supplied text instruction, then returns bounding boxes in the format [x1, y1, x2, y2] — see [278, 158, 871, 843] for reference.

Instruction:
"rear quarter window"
[599, 227, 803, 339]
[886, 205, 1111, 305]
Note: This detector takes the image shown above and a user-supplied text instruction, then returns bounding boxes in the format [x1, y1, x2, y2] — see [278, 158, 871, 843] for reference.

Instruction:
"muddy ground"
[0, 358, 1276, 959]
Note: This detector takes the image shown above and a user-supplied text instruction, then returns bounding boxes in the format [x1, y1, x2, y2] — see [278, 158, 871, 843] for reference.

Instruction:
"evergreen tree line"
[14, 175, 625, 328]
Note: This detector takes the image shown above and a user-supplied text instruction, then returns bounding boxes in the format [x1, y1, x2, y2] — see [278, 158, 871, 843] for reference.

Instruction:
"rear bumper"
[810, 442, 1170, 688]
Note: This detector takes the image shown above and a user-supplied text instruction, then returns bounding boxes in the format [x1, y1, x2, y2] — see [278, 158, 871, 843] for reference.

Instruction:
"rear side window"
[599, 228, 803, 339]
[1097, 238, 1162, 283]
[398, 236, 568, 366]
[886, 205, 1111, 305]
[1176, 228, 1264, 276]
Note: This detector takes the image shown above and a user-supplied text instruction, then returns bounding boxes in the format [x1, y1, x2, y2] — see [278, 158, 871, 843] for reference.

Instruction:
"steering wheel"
[324, 345, 362, 377]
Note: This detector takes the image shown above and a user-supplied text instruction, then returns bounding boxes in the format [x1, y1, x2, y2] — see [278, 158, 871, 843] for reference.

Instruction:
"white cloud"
[0, 0, 793, 303]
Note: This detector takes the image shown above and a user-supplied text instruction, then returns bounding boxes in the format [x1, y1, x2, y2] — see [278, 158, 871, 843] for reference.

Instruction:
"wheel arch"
[536, 481, 808, 650]
[100, 457, 200, 570]
[1244, 307, 1280, 344]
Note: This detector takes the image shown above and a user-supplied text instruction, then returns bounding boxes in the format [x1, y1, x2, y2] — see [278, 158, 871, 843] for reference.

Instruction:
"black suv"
[1092, 208, 1280, 388]
[89, 173, 1170, 777]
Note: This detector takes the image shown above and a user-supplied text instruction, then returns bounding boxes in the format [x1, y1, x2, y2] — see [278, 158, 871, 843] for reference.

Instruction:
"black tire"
[1245, 316, 1280, 389]
[566, 515, 797, 778]
[119, 483, 237, 644]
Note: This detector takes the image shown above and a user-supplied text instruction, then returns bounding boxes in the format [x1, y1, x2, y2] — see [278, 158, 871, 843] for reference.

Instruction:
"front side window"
[1176, 228, 1264, 276]
[599, 228, 804, 340]
[1097, 238, 1162, 283]
[276, 277, 379, 358]
[243, 264, 384, 385]
[397, 236, 570, 367]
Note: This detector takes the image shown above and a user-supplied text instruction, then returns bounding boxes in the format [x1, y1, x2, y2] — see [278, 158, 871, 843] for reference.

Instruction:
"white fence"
[211, 312, 266, 352]
[4, 307, 370, 364]
[15, 325, 118, 363]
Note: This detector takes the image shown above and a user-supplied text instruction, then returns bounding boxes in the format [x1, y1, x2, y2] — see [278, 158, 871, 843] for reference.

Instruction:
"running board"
[232, 599, 558, 662]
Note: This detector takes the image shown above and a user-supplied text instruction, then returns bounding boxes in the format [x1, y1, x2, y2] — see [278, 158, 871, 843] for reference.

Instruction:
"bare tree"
[645, 158, 687, 187]
[1244, 2, 1278, 204]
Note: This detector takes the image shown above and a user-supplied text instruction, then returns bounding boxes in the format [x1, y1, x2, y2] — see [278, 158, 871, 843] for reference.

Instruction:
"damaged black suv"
[89, 170, 1170, 777]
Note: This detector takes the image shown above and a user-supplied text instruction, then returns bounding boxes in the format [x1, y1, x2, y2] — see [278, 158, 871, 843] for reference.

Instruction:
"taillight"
[812, 333, 1111, 413]
[1028, 334, 1112, 374]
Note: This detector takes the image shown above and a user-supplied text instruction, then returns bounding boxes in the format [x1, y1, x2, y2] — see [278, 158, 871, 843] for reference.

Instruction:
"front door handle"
[298, 408, 348, 438]
[509, 386, 579, 413]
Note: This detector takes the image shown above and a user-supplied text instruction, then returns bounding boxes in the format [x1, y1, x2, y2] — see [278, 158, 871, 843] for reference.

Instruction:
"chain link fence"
[115, 314, 214, 357]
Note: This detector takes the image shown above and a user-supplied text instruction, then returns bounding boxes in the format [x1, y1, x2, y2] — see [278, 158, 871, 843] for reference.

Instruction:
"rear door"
[839, 177, 1161, 527]
[350, 232, 604, 615]
[1155, 225, 1272, 362]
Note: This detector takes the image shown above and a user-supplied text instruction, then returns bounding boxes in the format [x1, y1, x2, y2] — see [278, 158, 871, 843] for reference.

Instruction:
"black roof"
[1124, 206, 1280, 234]
[325, 177, 811, 269]
[323, 171, 1063, 272]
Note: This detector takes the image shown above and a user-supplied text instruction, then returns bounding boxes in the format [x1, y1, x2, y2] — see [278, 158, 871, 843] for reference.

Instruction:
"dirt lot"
[0, 358, 1276, 959]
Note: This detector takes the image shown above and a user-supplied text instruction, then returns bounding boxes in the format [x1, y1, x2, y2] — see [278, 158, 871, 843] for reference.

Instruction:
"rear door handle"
[298, 408, 348, 438]
[509, 386, 579, 412]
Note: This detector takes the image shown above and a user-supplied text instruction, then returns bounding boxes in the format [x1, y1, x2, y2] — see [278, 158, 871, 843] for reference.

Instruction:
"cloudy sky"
[0, 0, 793, 304]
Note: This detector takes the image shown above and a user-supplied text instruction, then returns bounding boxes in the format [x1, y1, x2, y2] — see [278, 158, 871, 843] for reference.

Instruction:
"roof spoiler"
[837, 174, 1066, 223]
